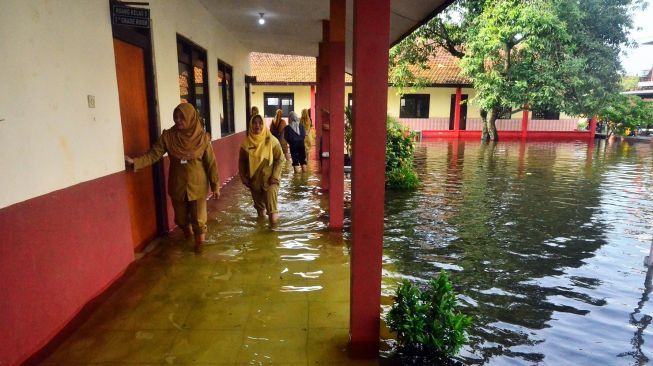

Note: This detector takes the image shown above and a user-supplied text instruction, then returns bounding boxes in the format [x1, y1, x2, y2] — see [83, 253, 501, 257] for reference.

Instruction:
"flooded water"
[39, 160, 372, 365]
[39, 139, 652, 365]
[380, 139, 653, 365]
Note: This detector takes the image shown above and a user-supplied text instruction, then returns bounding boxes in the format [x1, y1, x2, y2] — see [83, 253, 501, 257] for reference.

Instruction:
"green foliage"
[386, 270, 472, 359]
[621, 75, 640, 91]
[386, 164, 420, 191]
[386, 116, 419, 190]
[344, 106, 353, 157]
[390, 0, 642, 141]
[599, 95, 653, 137]
[460, 0, 571, 114]
[345, 111, 419, 189]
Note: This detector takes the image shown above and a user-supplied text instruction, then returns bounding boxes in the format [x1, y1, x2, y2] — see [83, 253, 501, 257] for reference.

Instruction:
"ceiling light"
[258, 13, 265, 25]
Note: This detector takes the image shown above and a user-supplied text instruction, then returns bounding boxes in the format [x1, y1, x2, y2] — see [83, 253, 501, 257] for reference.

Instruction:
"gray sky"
[621, 1, 653, 76]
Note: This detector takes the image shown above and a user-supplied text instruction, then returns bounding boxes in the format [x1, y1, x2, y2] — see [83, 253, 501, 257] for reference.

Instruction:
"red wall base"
[0, 132, 246, 366]
[421, 130, 593, 141]
[0, 172, 135, 366]
[213, 132, 245, 188]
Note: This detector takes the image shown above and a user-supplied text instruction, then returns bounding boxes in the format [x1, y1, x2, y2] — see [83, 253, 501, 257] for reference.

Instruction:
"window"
[532, 108, 560, 120]
[218, 60, 235, 135]
[497, 106, 512, 119]
[264, 93, 294, 117]
[400, 94, 430, 118]
[177, 35, 211, 134]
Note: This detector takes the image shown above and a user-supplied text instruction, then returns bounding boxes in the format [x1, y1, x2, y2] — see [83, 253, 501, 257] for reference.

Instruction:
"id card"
[180, 159, 188, 164]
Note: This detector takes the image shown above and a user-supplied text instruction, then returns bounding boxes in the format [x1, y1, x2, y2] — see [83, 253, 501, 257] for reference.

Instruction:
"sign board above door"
[111, 4, 150, 28]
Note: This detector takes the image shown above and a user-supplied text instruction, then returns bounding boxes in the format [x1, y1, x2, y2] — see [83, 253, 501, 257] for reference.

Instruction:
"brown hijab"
[165, 103, 210, 160]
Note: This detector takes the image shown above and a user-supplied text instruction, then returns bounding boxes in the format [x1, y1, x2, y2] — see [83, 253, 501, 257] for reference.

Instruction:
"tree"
[621, 75, 640, 91]
[598, 95, 653, 137]
[390, 0, 642, 142]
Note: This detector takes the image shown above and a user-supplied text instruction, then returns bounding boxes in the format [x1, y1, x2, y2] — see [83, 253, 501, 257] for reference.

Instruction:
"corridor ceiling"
[198, 0, 453, 72]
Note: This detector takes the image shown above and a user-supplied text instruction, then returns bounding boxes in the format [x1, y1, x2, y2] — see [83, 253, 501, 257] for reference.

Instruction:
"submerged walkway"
[38, 161, 377, 365]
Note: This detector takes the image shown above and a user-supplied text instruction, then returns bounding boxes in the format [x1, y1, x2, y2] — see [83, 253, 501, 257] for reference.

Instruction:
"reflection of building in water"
[384, 140, 615, 364]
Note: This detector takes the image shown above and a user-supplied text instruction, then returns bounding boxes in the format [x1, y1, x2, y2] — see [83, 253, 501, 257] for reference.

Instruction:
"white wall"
[0, 1, 123, 208]
[0, 0, 251, 208]
[149, 0, 250, 137]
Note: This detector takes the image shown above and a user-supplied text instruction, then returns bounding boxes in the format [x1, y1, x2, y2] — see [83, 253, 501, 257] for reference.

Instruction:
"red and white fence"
[397, 118, 450, 131]
[399, 118, 580, 132]
[528, 119, 578, 131]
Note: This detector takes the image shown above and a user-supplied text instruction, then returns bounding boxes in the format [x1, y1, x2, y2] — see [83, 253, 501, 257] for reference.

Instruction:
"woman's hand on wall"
[124, 155, 134, 170]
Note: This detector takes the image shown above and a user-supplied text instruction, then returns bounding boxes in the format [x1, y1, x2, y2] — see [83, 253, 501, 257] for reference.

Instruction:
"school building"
[1, 0, 458, 364]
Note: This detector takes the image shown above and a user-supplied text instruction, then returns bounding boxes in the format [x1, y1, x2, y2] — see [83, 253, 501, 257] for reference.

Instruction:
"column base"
[348, 340, 379, 359]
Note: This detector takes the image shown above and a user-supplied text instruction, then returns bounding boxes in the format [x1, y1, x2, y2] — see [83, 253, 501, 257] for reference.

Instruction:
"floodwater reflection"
[36, 139, 652, 365]
[38, 161, 369, 365]
[381, 139, 653, 365]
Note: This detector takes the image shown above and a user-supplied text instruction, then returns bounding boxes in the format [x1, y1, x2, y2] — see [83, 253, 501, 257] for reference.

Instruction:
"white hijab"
[288, 111, 301, 135]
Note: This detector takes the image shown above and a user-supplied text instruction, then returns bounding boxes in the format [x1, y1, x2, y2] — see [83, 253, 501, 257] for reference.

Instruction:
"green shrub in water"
[386, 116, 419, 190]
[343, 112, 419, 189]
[386, 270, 472, 360]
[386, 164, 419, 190]
[344, 105, 353, 157]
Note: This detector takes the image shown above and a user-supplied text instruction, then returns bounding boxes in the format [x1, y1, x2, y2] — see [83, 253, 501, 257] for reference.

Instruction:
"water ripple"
[382, 139, 653, 365]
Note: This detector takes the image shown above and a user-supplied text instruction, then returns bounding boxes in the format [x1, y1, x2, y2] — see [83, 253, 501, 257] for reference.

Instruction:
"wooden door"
[114, 38, 158, 250]
[449, 94, 469, 130]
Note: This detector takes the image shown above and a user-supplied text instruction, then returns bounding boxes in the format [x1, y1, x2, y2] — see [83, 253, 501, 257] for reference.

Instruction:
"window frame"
[264, 93, 294, 117]
[399, 94, 430, 118]
[218, 59, 235, 136]
[496, 106, 513, 119]
[532, 108, 560, 120]
[177, 34, 211, 135]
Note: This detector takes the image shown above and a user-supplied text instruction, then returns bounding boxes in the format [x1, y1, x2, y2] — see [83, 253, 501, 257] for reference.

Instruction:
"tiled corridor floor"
[38, 163, 379, 365]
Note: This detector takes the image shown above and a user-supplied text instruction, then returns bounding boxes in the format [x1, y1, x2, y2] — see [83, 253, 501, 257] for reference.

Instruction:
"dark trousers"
[289, 140, 306, 166]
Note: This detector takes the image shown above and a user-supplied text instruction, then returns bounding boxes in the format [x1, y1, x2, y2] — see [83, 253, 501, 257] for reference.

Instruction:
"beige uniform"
[239, 138, 284, 214]
[134, 129, 219, 233]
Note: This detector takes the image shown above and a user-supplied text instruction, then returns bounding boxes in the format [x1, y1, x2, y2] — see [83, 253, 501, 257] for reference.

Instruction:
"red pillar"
[328, 0, 345, 229]
[350, 0, 390, 356]
[453, 87, 462, 137]
[521, 108, 529, 140]
[589, 115, 597, 141]
[318, 21, 330, 188]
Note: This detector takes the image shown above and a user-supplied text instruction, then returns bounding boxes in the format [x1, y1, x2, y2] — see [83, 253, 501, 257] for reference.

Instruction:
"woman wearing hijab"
[284, 111, 307, 172]
[125, 103, 220, 252]
[248, 106, 259, 131]
[300, 109, 315, 158]
[239, 114, 285, 225]
[270, 109, 289, 159]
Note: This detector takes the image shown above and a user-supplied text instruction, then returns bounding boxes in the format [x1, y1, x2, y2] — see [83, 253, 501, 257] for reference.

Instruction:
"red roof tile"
[408, 48, 470, 85]
[250, 52, 319, 83]
[249, 50, 469, 85]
